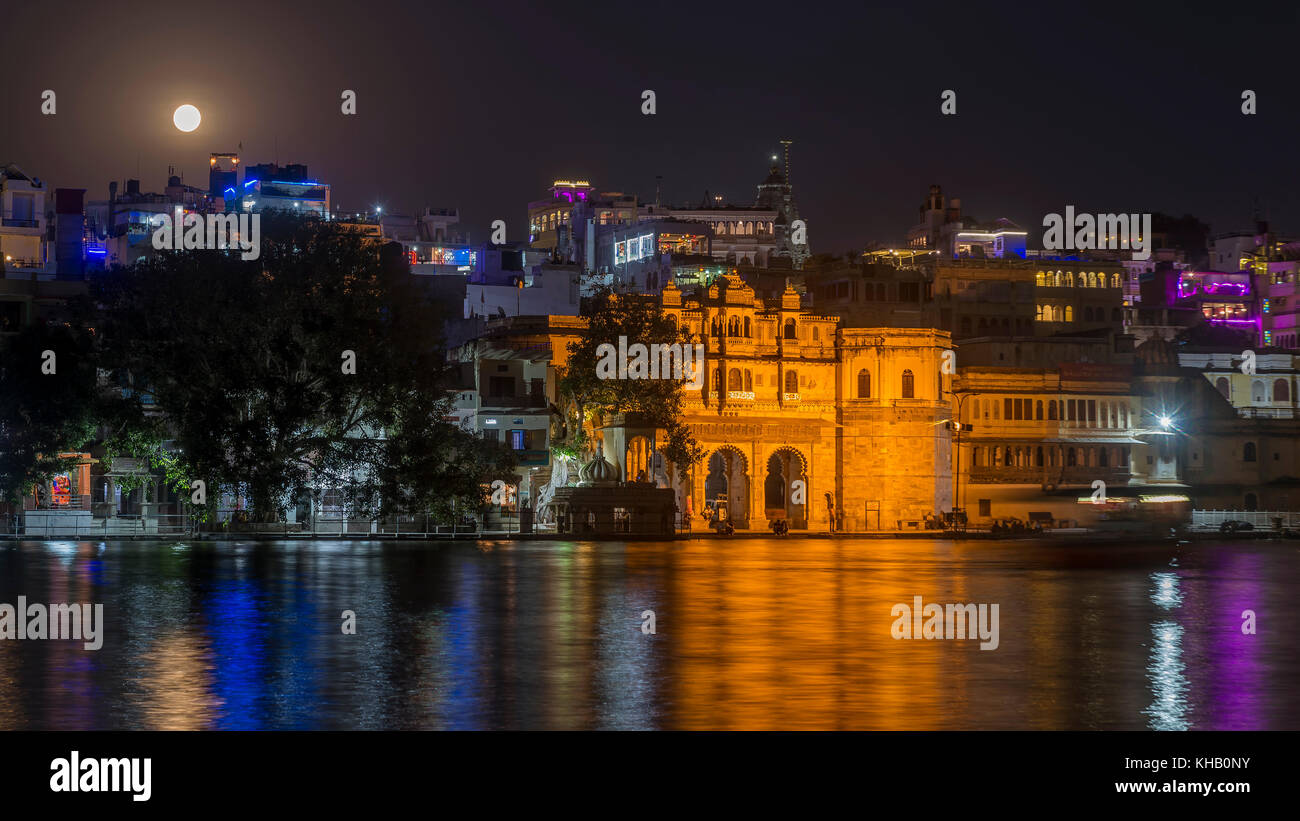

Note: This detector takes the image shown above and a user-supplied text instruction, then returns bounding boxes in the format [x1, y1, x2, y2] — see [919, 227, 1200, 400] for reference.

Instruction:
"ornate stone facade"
[661, 276, 953, 531]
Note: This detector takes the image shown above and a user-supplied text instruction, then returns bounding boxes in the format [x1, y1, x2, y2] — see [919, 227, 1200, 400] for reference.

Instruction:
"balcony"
[968, 466, 1132, 485]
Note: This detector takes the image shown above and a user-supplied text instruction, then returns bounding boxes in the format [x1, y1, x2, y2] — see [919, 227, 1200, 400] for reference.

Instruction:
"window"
[857, 369, 871, 398]
[728, 368, 742, 391]
[1065, 306, 1074, 322]
[785, 371, 798, 393]
[1244, 442, 1257, 462]
[744, 317, 752, 337]
[488, 376, 515, 397]
[978, 499, 991, 517]
[1274, 379, 1290, 403]
[744, 370, 753, 392]
[1216, 377, 1230, 400]
[901, 369, 915, 399]
[783, 319, 797, 339]
[510, 430, 526, 450]
[1036, 400, 1044, 420]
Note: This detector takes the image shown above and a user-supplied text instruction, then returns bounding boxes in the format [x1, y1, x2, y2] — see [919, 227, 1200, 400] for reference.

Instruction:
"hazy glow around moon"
[173, 104, 201, 132]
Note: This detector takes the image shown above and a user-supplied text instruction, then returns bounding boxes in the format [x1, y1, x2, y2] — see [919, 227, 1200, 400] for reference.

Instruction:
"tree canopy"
[557, 286, 703, 472]
[91, 212, 511, 520]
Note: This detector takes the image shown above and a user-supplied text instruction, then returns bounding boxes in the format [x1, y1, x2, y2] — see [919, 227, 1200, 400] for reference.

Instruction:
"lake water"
[0, 537, 1295, 730]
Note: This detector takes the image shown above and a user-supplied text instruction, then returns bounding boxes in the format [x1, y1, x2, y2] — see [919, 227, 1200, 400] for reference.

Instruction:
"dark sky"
[4, 1, 1299, 253]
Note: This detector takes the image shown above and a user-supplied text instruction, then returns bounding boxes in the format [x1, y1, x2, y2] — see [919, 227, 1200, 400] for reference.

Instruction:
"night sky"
[4, 1, 1299, 253]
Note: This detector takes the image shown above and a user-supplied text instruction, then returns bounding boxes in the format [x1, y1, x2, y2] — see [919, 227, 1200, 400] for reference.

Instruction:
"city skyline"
[3, 1, 1299, 253]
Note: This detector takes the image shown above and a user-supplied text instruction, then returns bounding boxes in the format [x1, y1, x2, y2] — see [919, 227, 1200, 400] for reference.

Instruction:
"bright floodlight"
[1159, 415, 1172, 429]
[173, 104, 201, 132]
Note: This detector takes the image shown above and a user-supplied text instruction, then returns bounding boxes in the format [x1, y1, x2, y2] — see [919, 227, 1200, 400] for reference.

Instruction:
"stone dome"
[579, 451, 619, 487]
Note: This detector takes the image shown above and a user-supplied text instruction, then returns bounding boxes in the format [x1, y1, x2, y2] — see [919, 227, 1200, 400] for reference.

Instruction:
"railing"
[12, 513, 192, 537]
[1190, 510, 1300, 530]
[1236, 407, 1296, 419]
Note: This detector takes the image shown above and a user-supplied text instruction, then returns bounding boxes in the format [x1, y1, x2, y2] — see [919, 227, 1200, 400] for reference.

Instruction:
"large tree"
[0, 321, 101, 505]
[93, 212, 511, 521]
[556, 286, 703, 472]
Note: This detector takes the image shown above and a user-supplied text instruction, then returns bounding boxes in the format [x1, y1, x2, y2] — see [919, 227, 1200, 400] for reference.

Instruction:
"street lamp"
[945, 390, 981, 522]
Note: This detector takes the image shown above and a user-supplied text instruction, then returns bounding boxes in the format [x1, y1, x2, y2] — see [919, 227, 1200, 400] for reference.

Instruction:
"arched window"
[901, 369, 915, 399]
[744, 317, 752, 337]
[1036, 272, 1045, 286]
[1065, 306, 1074, 322]
[784, 371, 798, 394]
[1273, 379, 1290, 403]
[1083, 306, 1093, 322]
[1048, 401, 1057, 420]
[1252, 380, 1266, 402]
[744, 370, 753, 392]
[1244, 441, 1257, 462]
[1036, 400, 1044, 420]
[813, 326, 820, 341]
[1066, 272, 1075, 287]
[783, 319, 797, 340]
[857, 369, 871, 398]
[712, 368, 721, 388]
[1036, 446, 1044, 467]
[728, 368, 742, 391]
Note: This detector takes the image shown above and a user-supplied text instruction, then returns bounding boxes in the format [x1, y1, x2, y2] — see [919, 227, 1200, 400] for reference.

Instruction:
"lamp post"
[945, 390, 981, 523]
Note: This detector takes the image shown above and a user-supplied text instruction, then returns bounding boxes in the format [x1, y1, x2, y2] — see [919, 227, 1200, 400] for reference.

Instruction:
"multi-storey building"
[951, 335, 1162, 527]
[932, 258, 1125, 340]
[240, 162, 330, 216]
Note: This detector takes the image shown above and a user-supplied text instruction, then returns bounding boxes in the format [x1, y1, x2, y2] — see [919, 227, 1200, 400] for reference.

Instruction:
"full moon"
[173, 104, 201, 132]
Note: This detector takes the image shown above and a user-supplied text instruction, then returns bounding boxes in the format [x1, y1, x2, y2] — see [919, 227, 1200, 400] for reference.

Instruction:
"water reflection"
[0, 538, 1295, 730]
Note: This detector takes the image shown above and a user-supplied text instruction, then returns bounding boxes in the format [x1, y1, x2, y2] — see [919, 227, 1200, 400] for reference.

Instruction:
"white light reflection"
[1143, 571, 1189, 730]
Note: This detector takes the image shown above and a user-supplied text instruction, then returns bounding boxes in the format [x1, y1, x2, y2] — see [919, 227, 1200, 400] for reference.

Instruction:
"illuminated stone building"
[658, 276, 953, 531]
[951, 334, 1183, 528]
[459, 276, 954, 533]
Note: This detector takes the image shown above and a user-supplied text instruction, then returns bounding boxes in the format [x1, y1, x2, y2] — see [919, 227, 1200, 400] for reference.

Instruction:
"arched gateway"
[703, 446, 749, 528]
[763, 447, 808, 529]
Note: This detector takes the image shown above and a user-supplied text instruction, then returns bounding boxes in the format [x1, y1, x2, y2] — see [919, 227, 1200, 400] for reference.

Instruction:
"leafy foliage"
[0, 322, 100, 504]
[557, 286, 703, 472]
[93, 212, 512, 521]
